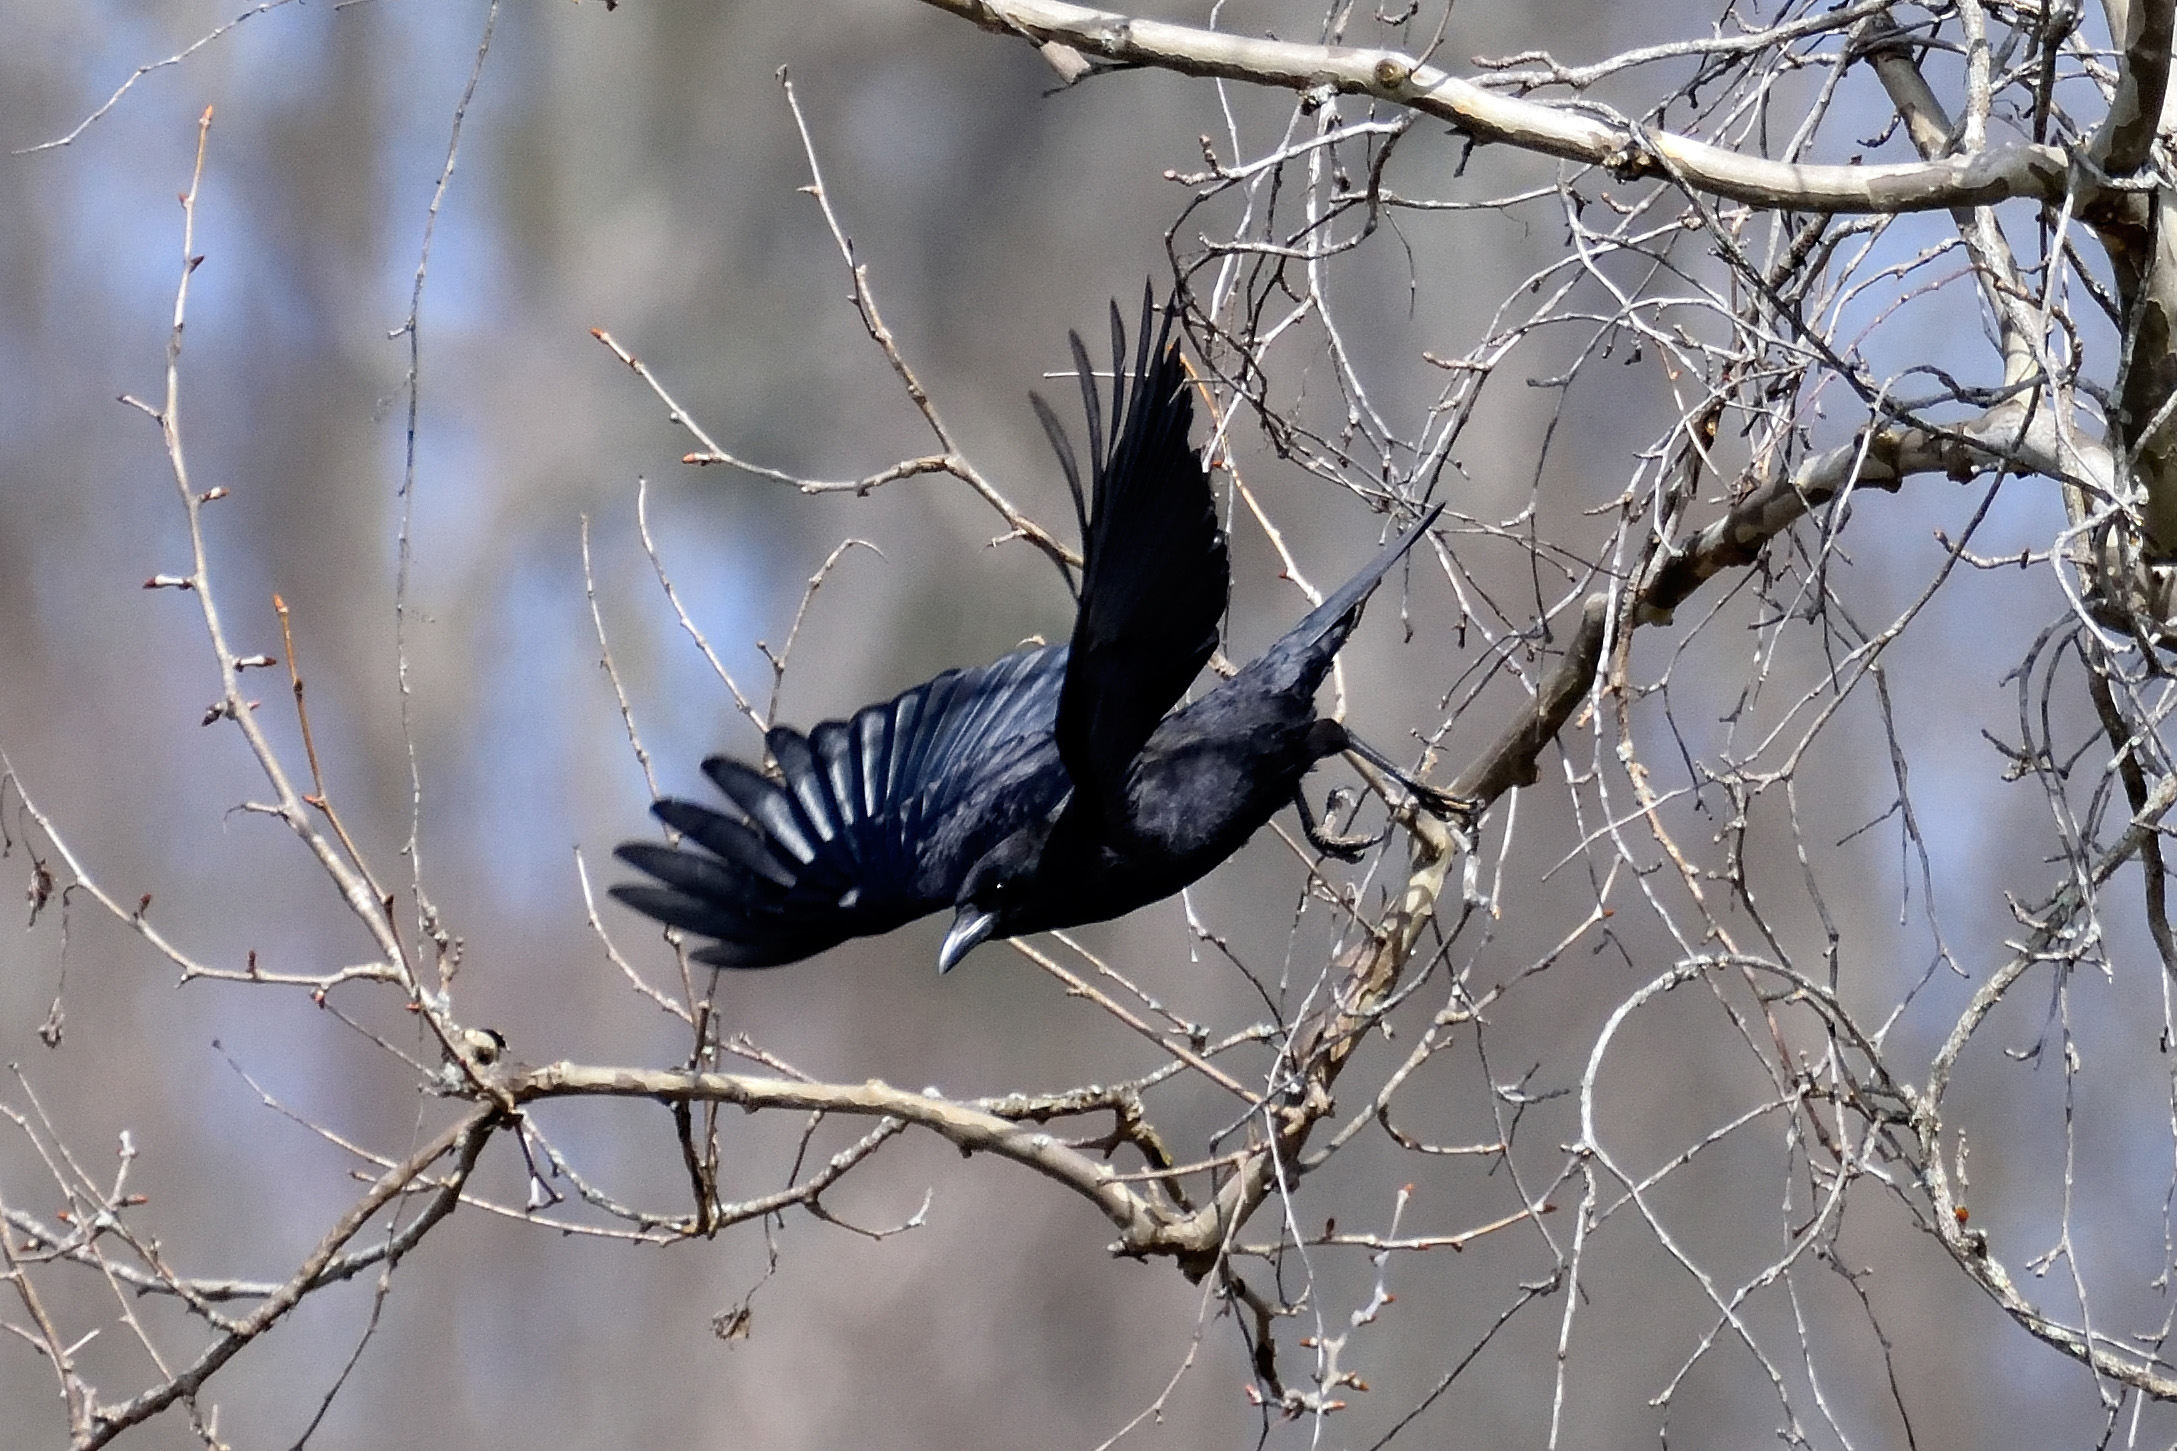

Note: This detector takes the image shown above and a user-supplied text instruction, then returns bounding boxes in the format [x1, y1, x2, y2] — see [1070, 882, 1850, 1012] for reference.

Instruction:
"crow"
[612, 291, 1456, 973]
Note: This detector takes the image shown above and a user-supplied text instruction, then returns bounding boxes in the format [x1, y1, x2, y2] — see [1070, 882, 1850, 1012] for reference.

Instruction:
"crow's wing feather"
[612, 643, 1068, 966]
[1049, 290, 1228, 832]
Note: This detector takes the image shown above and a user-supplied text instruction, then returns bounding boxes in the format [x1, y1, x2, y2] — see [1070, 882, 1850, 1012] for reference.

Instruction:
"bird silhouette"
[613, 290, 1455, 972]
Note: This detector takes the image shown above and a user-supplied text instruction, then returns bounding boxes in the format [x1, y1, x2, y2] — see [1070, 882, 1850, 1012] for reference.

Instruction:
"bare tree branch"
[914, 0, 2082, 213]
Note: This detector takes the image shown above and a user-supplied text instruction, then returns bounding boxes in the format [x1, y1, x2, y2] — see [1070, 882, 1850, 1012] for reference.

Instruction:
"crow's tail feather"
[1245, 503, 1444, 697]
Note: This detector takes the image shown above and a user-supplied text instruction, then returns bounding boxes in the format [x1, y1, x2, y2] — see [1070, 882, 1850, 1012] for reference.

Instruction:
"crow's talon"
[1309, 825, 1384, 861]
[1295, 786, 1388, 860]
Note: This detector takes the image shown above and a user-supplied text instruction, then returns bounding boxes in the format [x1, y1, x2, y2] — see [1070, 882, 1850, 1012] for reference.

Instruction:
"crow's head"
[939, 826, 1049, 972]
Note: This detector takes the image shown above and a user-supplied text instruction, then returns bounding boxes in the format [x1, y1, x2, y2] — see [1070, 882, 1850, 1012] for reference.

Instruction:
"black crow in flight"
[613, 292, 1455, 972]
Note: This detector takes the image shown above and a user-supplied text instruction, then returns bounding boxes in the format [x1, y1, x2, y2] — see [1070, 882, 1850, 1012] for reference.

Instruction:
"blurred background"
[0, 2, 2164, 1447]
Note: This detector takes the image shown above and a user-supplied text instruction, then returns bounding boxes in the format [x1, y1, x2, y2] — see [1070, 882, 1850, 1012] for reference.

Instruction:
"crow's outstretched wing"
[613, 644, 1068, 966]
[1035, 290, 1227, 833]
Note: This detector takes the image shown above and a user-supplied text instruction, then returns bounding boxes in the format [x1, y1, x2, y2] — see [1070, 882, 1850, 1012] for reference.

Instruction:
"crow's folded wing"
[613, 643, 1068, 966]
[1038, 290, 1228, 834]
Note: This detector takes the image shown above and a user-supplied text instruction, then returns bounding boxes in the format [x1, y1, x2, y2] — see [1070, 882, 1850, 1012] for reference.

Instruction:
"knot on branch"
[1602, 134, 1657, 182]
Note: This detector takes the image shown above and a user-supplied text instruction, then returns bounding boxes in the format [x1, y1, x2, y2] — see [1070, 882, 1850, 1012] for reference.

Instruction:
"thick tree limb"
[505, 1063, 1176, 1252]
[2095, 0, 2174, 177]
[1643, 405, 2111, 626]
[2112, 192, 2177, 556]
[914, 0, 2081, 215]
[1450, 596, 1608, 809]
[2088, 0, 2177, 555]
[1862, 24, 2042, 390]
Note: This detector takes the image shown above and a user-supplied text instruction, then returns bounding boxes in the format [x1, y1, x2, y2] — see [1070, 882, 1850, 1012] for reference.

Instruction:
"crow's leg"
[1339, 730, 1473, 819]
[1293, 784, 1384, 861]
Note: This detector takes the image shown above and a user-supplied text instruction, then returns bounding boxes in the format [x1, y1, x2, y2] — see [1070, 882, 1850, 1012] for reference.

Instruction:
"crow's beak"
[938, 906, 997, 974]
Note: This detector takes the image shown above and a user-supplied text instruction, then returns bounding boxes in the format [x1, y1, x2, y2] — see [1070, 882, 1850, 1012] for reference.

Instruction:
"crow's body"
[613, 292, 1449, 971]
[944, 523, 1436, 960]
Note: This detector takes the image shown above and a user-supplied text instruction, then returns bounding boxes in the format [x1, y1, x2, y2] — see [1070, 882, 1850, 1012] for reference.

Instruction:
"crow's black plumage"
[612, 291, 1453, 972]
[939, 501, 1445, 969]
